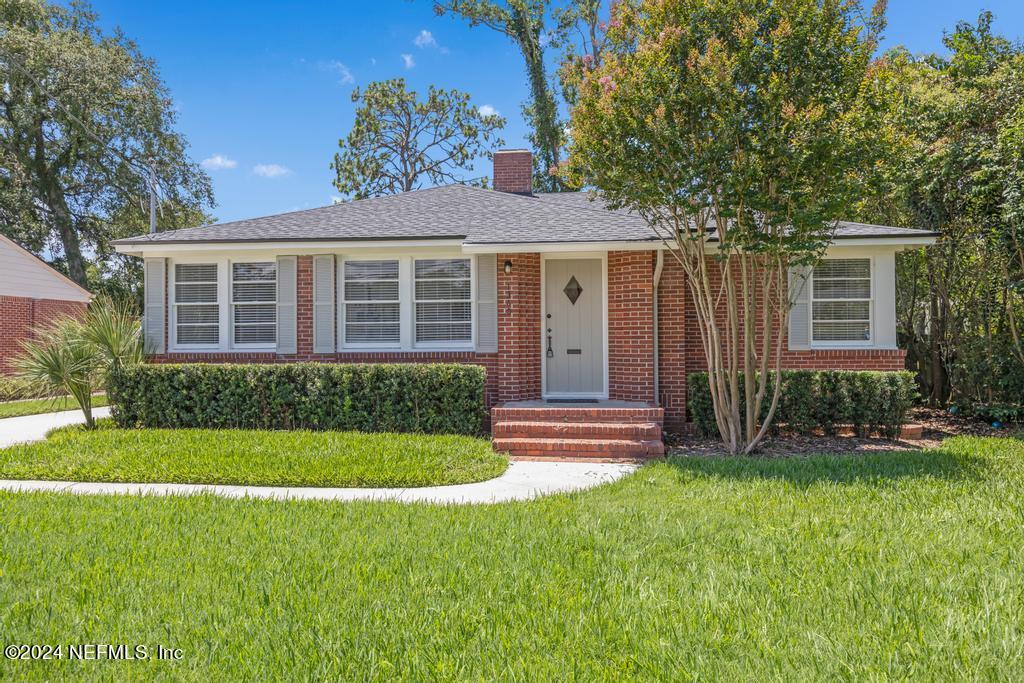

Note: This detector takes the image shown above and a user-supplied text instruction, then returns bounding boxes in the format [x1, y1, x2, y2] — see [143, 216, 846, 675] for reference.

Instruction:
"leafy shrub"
[971, 403, 1024, 426]
[688, 370, 917, 439]
[108, 363, 487, 436]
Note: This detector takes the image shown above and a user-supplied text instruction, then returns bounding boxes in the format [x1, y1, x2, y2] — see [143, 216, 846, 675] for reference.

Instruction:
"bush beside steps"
[688, 370, 917, 439]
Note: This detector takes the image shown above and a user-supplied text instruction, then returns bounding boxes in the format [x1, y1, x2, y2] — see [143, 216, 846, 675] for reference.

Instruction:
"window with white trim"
[343, 259, 400, 345]
[811, 258, 872, 343]
[231, 262, 277, 345]
[174, 263, 219, 345]
[415, 258, 472, 344]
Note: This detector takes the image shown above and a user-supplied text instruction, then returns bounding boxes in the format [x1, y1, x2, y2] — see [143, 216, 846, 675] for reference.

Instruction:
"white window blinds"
[811, 258, 872, 342]
[344, 260, 400, 345]
[232, 262, 277, 345]
[174, 263, 219, 345]
[415, 258, 472, 344]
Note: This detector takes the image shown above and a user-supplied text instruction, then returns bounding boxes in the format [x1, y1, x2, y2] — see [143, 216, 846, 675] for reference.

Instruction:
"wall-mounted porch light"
[504, 260, 513, 275]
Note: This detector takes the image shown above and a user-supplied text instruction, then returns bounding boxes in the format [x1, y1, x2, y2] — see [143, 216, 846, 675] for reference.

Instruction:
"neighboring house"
[0, 234, 92, 376]
[112, 150, 936, 457]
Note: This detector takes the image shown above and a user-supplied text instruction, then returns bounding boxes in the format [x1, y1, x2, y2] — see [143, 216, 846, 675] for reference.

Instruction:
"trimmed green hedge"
[688, 370, 917, 439]
[108, 363, 486, 435]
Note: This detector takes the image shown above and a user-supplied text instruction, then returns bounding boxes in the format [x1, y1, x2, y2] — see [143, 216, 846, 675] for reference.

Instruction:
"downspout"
[653, 249, 665, 406]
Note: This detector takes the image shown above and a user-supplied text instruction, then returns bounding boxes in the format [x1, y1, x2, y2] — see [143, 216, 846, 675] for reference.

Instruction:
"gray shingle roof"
[112, 184, 935, 247]
[533, 192, 938, 240]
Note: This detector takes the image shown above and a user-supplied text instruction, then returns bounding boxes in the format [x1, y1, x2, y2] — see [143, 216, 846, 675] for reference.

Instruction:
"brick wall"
[608, 251, 656, 402]
[0, 295, 88, 375]
[146, 250, 908, 424]
[150, 254, 512, 409]
[656, 257, 906, 428]
[496, 252, 542, 401]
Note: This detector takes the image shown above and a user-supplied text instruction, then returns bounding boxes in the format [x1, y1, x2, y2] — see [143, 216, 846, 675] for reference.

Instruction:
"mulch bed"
[665, 407, 1015, 457]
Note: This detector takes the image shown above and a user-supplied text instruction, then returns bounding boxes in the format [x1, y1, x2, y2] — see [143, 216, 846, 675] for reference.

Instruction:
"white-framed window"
[811, 258, 872, 344]
[174, 263, 219, 346]
[343, 259, 401, 346]
[414, 258, 472, 345]
[231, 262, 277, 346]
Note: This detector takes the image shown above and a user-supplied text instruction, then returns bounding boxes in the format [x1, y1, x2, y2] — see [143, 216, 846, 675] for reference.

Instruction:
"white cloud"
[413, 29, 449, 54]
[201, 154, 237, 171]
[413, 29, 437, 49]
[321, 60, 355, 85]
[253, 164, 291, 178]
[401, 53, 415, 69]
[478, 104, 499, 117]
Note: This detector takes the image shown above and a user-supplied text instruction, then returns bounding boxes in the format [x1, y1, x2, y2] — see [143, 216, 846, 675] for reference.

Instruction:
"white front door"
[543, 257, 605, 397]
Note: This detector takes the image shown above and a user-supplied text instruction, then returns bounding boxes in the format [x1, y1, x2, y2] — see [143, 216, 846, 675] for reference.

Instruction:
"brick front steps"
[491, 404, 665, 461]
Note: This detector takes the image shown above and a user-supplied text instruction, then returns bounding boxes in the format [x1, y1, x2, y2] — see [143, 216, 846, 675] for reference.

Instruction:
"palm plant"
[80, 295, 144, 374]
[13, 318, 102, 429]
[13, 296, 143, 429]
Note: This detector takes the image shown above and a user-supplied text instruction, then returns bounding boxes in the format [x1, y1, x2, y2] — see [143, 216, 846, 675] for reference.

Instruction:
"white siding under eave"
[0, 236, 91, 302]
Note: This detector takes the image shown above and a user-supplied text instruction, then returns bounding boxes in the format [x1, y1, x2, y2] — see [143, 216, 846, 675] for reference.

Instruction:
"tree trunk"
[43, 177, 88, 288]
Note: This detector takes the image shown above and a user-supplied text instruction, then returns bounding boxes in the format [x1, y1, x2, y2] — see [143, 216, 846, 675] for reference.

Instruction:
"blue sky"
[82, 0, 1024, 225]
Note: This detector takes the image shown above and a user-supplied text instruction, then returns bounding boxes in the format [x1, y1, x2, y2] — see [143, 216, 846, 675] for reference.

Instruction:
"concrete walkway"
[0, 407, 637, 504]
[0, 406, 112, 448]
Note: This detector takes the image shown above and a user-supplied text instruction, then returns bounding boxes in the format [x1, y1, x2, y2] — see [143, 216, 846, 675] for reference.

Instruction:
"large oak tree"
[1, 0, 213, 288]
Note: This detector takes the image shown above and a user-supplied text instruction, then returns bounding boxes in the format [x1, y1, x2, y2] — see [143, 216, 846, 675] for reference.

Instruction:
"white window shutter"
[313, 255, 336, 353]
[788, 265, 811, 350]
[476, 254, 498, 352]
[276, 256, 297, 354]
[143, 258, 166, 354]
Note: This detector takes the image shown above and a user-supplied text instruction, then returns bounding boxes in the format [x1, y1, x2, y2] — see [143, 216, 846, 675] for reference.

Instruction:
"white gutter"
[652, 249, 665, 406]
[116, 235, 936, 257]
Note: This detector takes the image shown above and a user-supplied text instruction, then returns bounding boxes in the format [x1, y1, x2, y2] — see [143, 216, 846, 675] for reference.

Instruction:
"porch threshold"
[500, 399, 654, 409]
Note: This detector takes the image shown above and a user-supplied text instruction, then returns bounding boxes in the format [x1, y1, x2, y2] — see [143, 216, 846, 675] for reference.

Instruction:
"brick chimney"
[492, 149, 533, 195]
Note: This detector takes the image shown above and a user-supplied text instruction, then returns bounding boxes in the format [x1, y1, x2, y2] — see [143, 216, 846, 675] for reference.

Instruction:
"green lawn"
[0, 422, 507, 488]
[0, 393, 108, 419]
[1, 436, 1023, 679]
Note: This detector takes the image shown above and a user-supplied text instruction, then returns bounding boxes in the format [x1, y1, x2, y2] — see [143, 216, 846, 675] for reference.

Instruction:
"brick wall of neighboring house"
[0, 295, 88, 376]
[656, 257, 907, 429]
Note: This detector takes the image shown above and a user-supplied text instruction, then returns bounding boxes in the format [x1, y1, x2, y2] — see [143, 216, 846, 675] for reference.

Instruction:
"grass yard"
[1, 436, 1023, 679]
[0, 421, 506, 488]
[0, 393, 108, 419]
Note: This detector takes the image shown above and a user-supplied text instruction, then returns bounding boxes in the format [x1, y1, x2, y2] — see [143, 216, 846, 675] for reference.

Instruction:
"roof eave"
[113, 236, 467, 255]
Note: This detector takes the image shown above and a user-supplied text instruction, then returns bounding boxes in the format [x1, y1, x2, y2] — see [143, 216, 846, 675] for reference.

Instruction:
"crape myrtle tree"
[331, 78, 505, 199]
[565, 0, 890, 454]
[0, 0, 213, 288]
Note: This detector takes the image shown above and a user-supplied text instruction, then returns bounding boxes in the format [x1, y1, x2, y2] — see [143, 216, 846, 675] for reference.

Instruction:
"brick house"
[0, 234, 92, 376]
[113, 150, 935, 457]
